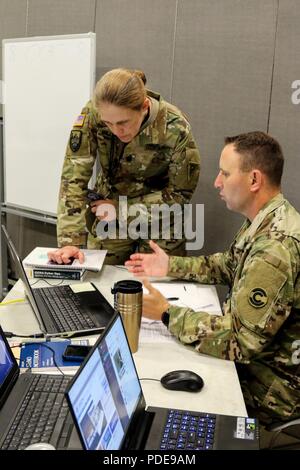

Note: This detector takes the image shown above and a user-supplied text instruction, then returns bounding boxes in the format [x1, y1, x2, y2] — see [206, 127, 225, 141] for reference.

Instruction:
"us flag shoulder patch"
[74, 114, 86, 127]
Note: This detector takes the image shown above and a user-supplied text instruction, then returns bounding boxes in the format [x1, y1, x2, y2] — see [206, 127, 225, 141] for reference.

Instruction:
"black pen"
[166, 297, 179, 301]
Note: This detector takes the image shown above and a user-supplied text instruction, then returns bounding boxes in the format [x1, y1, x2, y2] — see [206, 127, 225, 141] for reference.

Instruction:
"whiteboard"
[3, 33, 96, 216]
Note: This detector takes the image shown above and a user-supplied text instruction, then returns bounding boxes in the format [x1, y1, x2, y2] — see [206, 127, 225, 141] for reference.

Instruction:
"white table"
[0, 266, 247, 417]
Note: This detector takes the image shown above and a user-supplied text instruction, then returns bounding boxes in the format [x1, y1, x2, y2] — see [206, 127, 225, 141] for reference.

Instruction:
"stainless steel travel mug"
[111, 280, 143, 353]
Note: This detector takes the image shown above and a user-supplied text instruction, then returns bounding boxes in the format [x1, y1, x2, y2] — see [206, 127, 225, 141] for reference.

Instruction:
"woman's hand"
[47, 246, 85, 264]
[90, 199, 117, 222]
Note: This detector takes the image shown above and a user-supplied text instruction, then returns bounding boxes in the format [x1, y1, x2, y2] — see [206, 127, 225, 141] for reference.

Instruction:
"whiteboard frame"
[2, 32, 96, 218]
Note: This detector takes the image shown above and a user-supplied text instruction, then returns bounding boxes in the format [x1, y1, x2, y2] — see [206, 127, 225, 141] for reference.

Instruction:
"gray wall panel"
[0, 0, 27, 48]
[1, 0, 299, 274]
[6, 215, 57, 283]
[27, 0, 96, 36]
[172, 0, 277, 253]
[268, 0, 300, 211]
[95, 0, 176, 100]
[0, 0, 27, 115]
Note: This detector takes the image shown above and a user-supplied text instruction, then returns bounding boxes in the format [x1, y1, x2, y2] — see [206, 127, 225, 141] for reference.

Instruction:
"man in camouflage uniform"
[126, 131, 300, 426]
[56, 88, 200, 264]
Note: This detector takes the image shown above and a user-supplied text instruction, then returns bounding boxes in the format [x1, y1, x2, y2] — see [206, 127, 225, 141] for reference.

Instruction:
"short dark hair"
[224, 131, 284, 187]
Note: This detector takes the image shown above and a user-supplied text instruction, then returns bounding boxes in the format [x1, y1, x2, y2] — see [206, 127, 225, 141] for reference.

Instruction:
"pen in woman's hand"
[166, 297, 179, 301]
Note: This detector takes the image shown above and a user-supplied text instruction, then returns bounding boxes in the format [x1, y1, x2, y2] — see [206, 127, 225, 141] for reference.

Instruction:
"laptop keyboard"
[36, 285, 97, 331]
[160, 410, 216, 450]
[1, 374, 72, 450]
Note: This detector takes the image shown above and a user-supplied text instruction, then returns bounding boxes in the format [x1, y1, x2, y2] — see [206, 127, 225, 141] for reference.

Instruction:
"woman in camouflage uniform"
[50, 68, 200, 265]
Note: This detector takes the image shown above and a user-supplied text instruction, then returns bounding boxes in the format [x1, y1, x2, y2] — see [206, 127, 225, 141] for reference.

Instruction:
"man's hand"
[90, 199, 117, 222]
[125, 240, 169, 277]
[142, 279, 170, 320]
[47, 246, 85, 264]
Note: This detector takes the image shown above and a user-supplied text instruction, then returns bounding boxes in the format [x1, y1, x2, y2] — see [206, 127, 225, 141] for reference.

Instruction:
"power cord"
[4, 331, 44, 338]
[0, 298, 27, 306]
[139, 378, 160, 382]
[30, 278, 65, 286]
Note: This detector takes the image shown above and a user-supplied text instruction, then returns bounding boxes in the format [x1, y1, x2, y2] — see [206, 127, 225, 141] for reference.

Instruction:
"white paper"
[70, 283, 96, 293]
[144, 282, 221, 314]
[140, 320, 176, 343]
[23, 247, 107, 272]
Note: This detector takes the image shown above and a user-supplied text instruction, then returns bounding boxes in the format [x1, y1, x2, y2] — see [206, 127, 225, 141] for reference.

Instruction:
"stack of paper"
[23, 247, 107, 280]
[144, 282, 221, 313]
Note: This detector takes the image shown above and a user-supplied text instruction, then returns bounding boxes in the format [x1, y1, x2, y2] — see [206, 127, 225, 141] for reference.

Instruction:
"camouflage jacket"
[167, 193, 300, 422]
[57, 90, 200, 247]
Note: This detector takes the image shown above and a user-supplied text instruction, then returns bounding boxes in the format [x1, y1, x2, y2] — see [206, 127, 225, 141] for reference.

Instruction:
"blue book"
[19, 340, 88, 368]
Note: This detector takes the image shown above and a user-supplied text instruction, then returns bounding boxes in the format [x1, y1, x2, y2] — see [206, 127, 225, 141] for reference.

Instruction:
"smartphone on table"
[62, 344, 92, 362]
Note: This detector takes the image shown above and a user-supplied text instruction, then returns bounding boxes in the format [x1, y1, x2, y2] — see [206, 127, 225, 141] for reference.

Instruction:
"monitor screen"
[66, 316, 142, 450]
[0, 335, 15, 389]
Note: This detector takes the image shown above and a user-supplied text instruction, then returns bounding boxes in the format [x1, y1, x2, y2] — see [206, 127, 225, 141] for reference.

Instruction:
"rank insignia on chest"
[69, 130, 82, 152]
[74, 114, 86, 127]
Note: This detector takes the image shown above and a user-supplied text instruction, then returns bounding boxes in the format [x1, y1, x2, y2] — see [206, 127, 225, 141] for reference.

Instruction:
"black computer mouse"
[160, 370, 204, 392]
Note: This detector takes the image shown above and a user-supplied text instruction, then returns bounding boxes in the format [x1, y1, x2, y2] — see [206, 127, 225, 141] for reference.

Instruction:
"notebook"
[65, 314, 260, 450]
[2, 225, 114, 338]
[0, 323, 82, 450]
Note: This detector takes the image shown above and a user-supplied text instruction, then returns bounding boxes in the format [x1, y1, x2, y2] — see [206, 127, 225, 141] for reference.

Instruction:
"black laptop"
[0, 323, 82, 450]
[65, 314, 260, 450]
[2, 225, 114, 338]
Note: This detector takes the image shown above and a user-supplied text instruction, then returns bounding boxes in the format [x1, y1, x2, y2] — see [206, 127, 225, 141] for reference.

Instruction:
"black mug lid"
[111, 280, 142, 294]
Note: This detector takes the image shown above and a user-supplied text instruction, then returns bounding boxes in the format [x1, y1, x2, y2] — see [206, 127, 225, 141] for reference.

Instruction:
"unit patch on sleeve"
[248, 288, 268, 308]
[74, 114, 86, 127]
[69, 130, 82, 152]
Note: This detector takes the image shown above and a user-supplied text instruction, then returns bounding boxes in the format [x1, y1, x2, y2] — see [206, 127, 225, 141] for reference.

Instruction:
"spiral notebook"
[23, 246, 106, 272]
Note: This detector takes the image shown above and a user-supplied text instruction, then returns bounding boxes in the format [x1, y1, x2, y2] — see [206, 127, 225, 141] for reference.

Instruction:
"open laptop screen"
[66, 315, 142, 450]
[0, 336, 15, 387]
[0, 326, 19, 409]
[1, 225, 42, 324]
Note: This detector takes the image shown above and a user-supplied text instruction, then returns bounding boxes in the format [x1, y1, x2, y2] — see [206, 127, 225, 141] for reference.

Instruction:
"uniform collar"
[139, 91, 159, 132]
[235, 193, 284, 249]
[137, 90, 162, 144]
[248, 193, 284, 237]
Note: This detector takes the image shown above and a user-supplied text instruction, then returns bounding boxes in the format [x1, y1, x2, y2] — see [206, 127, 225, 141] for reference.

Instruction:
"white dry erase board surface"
[3, 33, 96, 216]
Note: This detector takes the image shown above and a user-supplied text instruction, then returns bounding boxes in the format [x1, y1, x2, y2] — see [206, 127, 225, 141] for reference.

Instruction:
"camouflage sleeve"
[167, 239, 296, 363]
[127, 128, 201, 213]
[57, 105, 98, 247]
[167, 251, 236, 285]
[166, 222, 247, 283]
